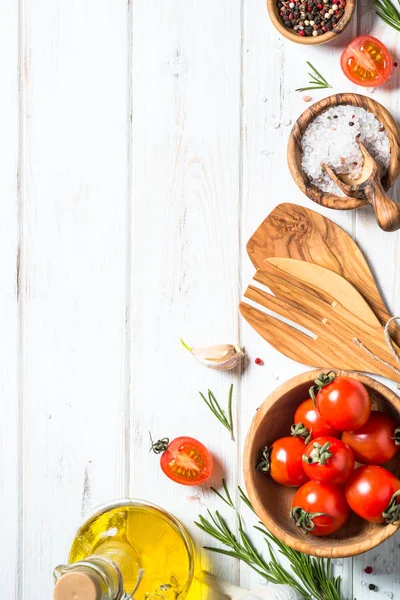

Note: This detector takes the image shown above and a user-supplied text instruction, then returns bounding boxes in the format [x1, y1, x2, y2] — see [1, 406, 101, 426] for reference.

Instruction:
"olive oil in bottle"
[54, 500, 194, 600]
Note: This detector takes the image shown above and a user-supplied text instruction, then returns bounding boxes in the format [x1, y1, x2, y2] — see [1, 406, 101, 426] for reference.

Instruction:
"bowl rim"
[243, 368, 400, 558]
[287, 93, 400, 210]
[266, 0, 356, 45]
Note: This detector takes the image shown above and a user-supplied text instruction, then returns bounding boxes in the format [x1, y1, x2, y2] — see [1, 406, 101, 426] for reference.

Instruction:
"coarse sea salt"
[301, 105, 390, 196]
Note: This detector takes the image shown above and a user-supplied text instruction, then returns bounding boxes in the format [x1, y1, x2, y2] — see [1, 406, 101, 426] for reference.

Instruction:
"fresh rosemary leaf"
[211, 479, 235, 508]
[238, 485, 256, 514]
[196, 482, 347, 600]
[199, 384, 235, 440]
[372, 0, 400, 30]
[296, 61, 332, 92]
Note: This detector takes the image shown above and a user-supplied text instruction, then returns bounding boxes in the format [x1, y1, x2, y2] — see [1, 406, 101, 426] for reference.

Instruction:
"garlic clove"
[180, 339, 244, 370]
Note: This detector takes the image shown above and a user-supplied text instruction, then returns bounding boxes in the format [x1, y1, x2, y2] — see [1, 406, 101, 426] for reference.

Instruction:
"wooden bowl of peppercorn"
[287, 93, 400, 210]
[268, 0, 355, 44]
[243, 369, 400, 558]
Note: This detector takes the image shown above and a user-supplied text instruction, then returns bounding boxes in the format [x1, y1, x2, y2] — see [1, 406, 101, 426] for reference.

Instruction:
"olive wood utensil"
[321, 139, 400, 232]
[246, 202, 400, 346]
[265, 257, 378, 327]
[239, 261, 400, 383]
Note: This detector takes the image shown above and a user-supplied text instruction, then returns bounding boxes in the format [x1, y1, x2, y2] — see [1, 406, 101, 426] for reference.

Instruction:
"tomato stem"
[290, 506, 336, 534]
[291, 422, 312, 444]
[309, 370, 336, 404]
[149, 432, 169, 454]
[256, 446, 270, 472]
[382, 489, 400, 524]
[302, 441, 333, 465]
[393, 426, 400, 446]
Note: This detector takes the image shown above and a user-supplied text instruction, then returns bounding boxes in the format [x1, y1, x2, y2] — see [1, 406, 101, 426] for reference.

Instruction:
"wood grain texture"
[322, 140, 400, 231]
[0, 1, 20, 596]
[130, 0, 242, 590]
[247, 203, 400, 346]
[265, 257, 379, 325]
[267, 0, 356, 45]
[240, 262, 400, 381]
[244, 369, 400, 558]
[21, 1, 130, 597]
[287, 93, 400, 210]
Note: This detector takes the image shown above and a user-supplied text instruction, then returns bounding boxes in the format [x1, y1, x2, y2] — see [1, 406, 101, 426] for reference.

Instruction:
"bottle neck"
[54, 556, 124, 600]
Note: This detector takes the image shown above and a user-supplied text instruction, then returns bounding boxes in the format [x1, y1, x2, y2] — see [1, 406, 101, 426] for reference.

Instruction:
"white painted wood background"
[2, 0, 400, 598]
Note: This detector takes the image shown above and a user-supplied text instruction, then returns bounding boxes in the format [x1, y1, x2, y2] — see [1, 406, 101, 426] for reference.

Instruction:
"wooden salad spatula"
[265, 257, 378, 327]
[246, 203, 400, 345]
[322, 138, 400, 232]
[239, 261, 400, 383]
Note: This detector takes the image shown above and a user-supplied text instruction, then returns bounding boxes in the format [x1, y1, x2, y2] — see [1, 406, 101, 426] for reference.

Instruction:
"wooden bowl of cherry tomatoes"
[244, 369, 400, 558]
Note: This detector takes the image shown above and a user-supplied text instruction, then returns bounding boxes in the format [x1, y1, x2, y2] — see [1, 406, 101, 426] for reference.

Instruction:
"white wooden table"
[2, 1, 400, 598]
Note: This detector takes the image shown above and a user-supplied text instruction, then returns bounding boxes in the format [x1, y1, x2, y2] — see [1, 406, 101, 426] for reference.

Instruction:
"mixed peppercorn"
[276, 0, 346, 36]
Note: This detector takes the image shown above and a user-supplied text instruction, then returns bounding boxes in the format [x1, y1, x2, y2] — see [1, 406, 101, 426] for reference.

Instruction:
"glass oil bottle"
[53, 499, 194, 600]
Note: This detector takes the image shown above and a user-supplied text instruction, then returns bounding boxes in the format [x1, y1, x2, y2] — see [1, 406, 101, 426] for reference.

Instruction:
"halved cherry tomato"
[345, 465, 400, 523]
[291, 481, 350, 536]
[341, 36, 392, 87]
[293, 398, 341, 441]
[257, 436, 308, 487]
[302, 436, 355, 485]
[312, 371, 371, 431]
[342, 411, 400, 465]
[151, 436, 213, 485]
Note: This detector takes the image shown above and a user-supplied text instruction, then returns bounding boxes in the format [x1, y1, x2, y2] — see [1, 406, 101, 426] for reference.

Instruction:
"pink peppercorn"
[255, 358, 264, 365]
[299, 29, 305, 35]
[364, 566, 373, 574]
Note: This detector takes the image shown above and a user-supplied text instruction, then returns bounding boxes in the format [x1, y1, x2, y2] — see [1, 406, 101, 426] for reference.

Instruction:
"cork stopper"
[54, 572, 102, 600]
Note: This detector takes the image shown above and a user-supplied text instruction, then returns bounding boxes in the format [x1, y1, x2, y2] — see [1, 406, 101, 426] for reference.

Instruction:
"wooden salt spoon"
[321, 138, 400, 232]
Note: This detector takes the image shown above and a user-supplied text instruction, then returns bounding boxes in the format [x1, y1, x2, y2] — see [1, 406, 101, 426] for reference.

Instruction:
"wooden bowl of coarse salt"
[244, 369, 400, 558]
[267, 0, 355, 45]
[287, 93, 400, 210]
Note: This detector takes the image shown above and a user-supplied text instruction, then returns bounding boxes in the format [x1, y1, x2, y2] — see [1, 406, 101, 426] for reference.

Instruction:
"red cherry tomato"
[151, 436, 213, 485]
[257, 436, 308, 487]
[293, 398, 341, 441]
[341, 36, 392, 87]
[291, 481, 350, 536]
[342, 411, 400, 465]
[302, 436, 355, 485]
[345, 465, 400, 523]
[312, 372, 371, 431]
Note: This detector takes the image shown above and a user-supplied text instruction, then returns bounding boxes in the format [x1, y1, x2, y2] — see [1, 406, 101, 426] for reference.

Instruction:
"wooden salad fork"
[239, 261, 400, 383]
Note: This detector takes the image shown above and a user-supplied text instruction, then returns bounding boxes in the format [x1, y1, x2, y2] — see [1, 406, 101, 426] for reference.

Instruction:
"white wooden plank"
[0, 1, 20, 597]
[130, 0, 242, 593]
[21, 1, 129, 597]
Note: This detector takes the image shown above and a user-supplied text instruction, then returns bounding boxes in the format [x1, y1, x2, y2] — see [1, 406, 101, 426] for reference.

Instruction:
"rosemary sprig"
[199, 384, 235, 441]
[296, 61, 332, 92]
[196, 481, 346, 600]
[372, 0, 400, 31]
